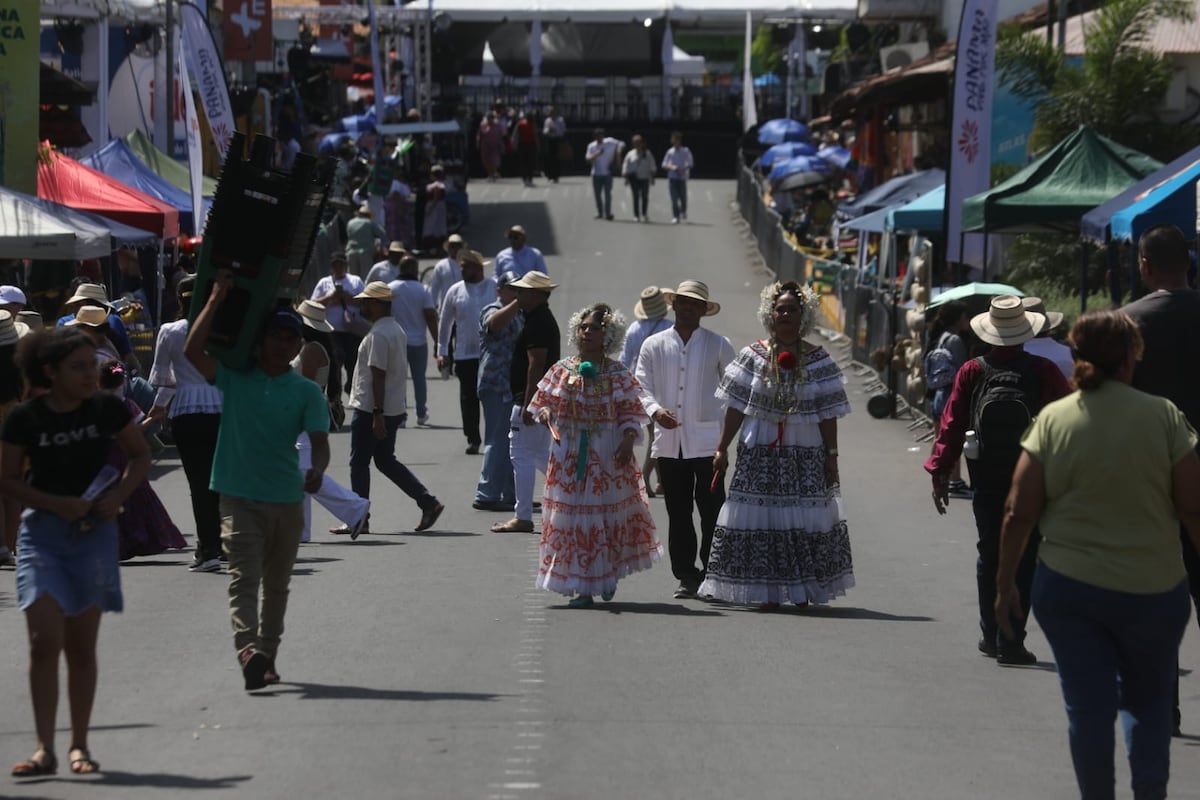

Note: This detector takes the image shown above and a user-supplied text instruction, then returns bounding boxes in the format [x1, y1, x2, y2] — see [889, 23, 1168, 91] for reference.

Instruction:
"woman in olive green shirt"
[997, 309, 1200, 800]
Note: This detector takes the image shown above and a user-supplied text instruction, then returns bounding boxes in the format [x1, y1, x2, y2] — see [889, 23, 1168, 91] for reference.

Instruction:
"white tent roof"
[482, 42, 705, 76]
[430, 1, 858, 22]
[0, 186, 113, 260]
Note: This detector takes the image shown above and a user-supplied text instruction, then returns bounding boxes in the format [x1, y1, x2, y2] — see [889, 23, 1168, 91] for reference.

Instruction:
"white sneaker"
[189, 557, 222, 573]
[671, 217, 679, 224]
[418, 415, 430, 426]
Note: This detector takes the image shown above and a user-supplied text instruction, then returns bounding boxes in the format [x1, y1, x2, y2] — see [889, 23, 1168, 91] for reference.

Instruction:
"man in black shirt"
[1122, 223, 1200, 734]
[491, 271, 559, 533]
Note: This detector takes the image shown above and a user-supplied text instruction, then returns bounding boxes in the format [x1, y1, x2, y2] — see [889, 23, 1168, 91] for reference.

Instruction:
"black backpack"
[966, 354, 1040, 493]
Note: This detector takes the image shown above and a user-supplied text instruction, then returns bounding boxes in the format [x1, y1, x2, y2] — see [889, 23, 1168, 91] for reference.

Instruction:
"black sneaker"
[240, 648, 270, 691]
[948, 480, 973, 499]
[997, 645, 1037, 665]
[673, 583, 696, 599]
[978, 638, 998, 658]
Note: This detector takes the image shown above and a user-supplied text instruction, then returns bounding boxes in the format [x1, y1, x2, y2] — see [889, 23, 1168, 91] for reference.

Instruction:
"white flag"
[945, 0, 998, 266]
[742, 11, 757, 131]
[176, 30, 206, 236]
[180, 2, 236, 158]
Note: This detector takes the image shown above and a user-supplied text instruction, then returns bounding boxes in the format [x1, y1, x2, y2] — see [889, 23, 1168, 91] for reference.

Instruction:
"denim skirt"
[16, 508, 123, 615]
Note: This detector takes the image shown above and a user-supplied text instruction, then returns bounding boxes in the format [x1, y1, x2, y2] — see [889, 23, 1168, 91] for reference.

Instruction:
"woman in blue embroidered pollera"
[700, 281, 854, 609]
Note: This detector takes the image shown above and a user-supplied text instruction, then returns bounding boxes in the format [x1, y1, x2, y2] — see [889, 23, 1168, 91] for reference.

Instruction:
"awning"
[837, 168, 945, 219]
[888, 184, 945, 233]
[1079, 145, 1200, 245]
[840, 205, 890, 233]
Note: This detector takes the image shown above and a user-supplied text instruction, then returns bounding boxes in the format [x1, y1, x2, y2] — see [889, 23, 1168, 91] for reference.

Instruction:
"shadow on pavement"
[553, 602, 723, 617]
[293, 556, 343, 564]
[270, 682, 509, 702]
[785, 606, 936, 622]
[404, 531, 481, 538]
[318, 539, 405, 546]
[467, 201, 557, 255]
[120, 559, 191, 567]
[93, 771, 252, 789]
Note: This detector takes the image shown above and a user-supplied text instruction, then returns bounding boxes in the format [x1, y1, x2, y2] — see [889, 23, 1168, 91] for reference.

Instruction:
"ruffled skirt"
[700, 419, 854, 605]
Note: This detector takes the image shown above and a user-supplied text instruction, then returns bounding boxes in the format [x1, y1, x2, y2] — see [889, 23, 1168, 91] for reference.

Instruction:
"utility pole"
[166, 0, 175, 155]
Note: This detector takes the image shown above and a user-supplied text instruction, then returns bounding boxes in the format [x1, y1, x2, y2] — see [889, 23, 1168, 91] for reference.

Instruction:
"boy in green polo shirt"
[186, 272, 331, 690]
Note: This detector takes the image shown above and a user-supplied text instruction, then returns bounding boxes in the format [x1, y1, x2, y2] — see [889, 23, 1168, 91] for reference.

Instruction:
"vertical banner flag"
[180, 1, 237, 158]
[177, 29, 206, 236]
[742, 11, 757, 132]
[367, 0, 386, 124]
[0, 0, 40, 193]
[945, 0, 998, 266]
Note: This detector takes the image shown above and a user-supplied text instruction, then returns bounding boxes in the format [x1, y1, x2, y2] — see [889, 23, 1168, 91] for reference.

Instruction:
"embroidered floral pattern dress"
[528, 357, 662, 596]
[699, 342, 854, 605]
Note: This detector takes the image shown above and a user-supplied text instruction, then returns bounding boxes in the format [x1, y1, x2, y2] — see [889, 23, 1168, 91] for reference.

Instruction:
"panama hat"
[67, 305, 111, 328]
[445, 233, 465, 247]
[0, 311, 17, 346]
[64, 283, 113, 311]
[387, 241, 408, 256]
[509, 271, 557, 292]
[634, 286, 668, 320]
[17, 310, 42, 334]
[458, 249, 492, 270]
[354, 281, 395, 301]
[1021, 297, 1064, 333]
[297, 299, 334, 333]
[356, 203, 372, 217]
[661, 280, 720, 316]
[970, 295, 1046, 347]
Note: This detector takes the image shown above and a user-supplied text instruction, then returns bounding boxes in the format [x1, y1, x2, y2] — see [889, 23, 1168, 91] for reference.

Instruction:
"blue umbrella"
[757, 118, 808, 146]
[818, 145, 853, 170]
[768, 155, 830, 185]
[753, 73, 782, 87]
[759, 142, 818, 168]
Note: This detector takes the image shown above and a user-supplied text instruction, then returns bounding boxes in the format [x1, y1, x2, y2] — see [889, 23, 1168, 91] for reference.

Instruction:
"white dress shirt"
[429, 256, 462, 310]
[620, 317, 672, 372]
[586, 138, 624, 177]
[438, 277, 496, 360]
[148, 318, 224, 415]
[365, 260, 401, 284]
[636, 326, 735, 459]
[311, 274, 365, 332]
[662, 146, 694, 181]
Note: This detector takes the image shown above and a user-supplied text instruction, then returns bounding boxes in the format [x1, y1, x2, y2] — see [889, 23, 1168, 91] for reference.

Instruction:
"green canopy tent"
[961, 126, 1161, 236]
[124, 129, 219, 198]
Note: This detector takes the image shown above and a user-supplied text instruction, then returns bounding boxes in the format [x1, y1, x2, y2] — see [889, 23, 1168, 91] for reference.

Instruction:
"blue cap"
[266, 309, 304, 335]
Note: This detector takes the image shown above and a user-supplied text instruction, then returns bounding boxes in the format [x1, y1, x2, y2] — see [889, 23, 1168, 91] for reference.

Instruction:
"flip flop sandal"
[12, 753, 57, 777]
[68, 749, 100, 774]
[490, 519, 534, 533]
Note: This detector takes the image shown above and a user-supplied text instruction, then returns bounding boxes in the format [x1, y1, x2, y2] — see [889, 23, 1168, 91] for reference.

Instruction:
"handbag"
[328, 396, 346, 431]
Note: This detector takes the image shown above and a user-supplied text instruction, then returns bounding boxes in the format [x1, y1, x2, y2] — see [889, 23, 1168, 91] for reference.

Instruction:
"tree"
[996, 0, 1198, 161]
[750, 25, 783, 76]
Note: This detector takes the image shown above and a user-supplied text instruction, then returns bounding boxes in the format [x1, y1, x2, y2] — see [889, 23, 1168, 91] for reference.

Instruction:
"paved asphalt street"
[2, 176, 1199, 800]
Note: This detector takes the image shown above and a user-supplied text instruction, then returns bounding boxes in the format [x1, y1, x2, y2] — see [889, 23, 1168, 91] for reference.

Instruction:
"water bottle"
[963, 429, 980, 461]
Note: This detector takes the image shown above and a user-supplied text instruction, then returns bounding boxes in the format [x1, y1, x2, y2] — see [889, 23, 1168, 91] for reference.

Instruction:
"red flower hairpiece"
[777, 350, 798, 370]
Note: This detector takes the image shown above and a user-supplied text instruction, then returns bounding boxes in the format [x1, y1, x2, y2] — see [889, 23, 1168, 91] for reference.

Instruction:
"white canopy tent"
[482, 42, 705, 77]
[428, 1, 859, 23]
[0, 185, 157, 260]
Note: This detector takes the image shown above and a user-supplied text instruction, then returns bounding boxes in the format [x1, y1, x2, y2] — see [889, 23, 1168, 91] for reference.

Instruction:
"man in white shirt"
[493, 225, 548, 282]
[1021, 297, 1074, 379]
[635, 280, 735, 598]
[585, 128, 625, 221]
[429, 233, 466, 312]
[542, 107, 566, 183]
[366, 241, 409, 284]
[310, 251, 366, 394]
[662, 130, 695, 224]
[346, 281, 444, 533]
[437, 250, 496, 454]
[387, 256, 438, 426]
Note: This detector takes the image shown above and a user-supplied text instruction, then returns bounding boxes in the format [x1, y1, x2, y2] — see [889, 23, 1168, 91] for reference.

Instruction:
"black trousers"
[170, 412, 222, 561]
[455, 358, 481, 447]
[544, 139, 562, 181]
[973, 490, 1040, 648]
[1174, 526, 1200, 728]
[657, 455, 724, 588]
[332, 331, 361, 394]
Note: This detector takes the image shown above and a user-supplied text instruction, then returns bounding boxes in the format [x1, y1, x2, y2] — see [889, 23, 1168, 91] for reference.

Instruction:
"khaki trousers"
[220, 495, 304, 659]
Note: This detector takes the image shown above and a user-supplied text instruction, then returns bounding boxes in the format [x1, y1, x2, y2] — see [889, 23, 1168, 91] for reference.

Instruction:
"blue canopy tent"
[837, 168, 945, 220]
[887, 184, 945, 232]
[757, 118, 808, 146]
[82, 139, 207, 235]
[758, 141, 817, 169]
[1081, 145, 1200, 245]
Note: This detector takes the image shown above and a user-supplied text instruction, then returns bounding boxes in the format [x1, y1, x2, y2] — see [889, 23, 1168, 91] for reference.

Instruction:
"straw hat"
[509, 271, 557, 292]
[354, 281, 395, 301]
[970, 295, 1046, 347]
[661, 280, 720, 316]
[458, 249, 492, 270]
[1021, 297, 1064, 333]
[0, 311, 17, 346]
[67, 306, 111, 328]
[17, 310, 42, 334]
[634, 286, 668, 320]
[387, 241, 407, 256]
[297, 300, 334, 332]
[445, 233, 465, 248]
[356, 203, 372, 217]
[64, 283, 113, 310]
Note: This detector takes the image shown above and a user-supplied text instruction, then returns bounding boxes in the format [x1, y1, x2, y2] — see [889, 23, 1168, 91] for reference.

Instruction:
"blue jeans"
[592, 174, 613, 217]
[349, 410, 437, 511]
[629, 177, 649, 218]
[1033, 564, 1191, 800]
[406, 343, 429, 420]
[475, 387, 515, 503]
[668, 179, 687, 218]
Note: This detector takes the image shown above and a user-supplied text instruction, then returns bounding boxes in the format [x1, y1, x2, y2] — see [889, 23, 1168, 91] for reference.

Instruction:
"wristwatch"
[826, 447, 839, 457]
[373, 407, 384, 415]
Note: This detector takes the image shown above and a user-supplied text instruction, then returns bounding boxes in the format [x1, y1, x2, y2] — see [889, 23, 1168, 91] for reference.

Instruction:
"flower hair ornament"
[756, 281, 822, 339]
[567, 304, 628, 356]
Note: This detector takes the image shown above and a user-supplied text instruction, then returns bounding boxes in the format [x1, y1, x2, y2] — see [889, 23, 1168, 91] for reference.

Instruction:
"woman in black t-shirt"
[0, 328, 150, 778]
